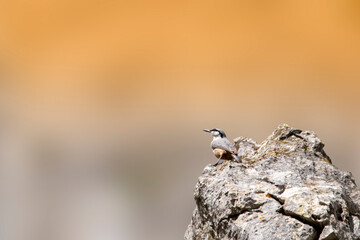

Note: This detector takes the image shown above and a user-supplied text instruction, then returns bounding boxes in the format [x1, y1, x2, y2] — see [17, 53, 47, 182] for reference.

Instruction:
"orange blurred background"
[0, 1, 360, 239]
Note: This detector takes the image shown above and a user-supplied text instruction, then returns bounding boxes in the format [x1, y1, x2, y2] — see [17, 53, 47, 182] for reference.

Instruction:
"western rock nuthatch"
[203, 128, 241, 166]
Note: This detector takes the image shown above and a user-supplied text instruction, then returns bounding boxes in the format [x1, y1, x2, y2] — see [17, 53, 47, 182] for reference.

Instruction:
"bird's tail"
[232, 154, 242, 163]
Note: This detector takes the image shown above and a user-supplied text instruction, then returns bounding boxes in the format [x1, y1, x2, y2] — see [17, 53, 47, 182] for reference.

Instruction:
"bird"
[203, 128, 241, 166]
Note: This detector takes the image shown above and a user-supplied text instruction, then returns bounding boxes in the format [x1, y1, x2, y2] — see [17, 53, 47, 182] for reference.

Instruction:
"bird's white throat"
[212, 135, 222, 140]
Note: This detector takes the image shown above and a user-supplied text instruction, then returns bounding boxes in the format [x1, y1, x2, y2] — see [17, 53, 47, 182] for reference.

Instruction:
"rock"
[233, 136, 258, 162]
[185, 124, 360, 240]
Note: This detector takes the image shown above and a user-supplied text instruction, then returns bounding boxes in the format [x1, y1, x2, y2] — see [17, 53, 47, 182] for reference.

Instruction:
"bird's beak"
[203, 129, 211, 133]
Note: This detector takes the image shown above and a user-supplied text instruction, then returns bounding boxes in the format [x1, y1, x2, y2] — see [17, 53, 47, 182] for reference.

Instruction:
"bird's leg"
[213, 157, 223, 166]
[213, 152, 223, 166]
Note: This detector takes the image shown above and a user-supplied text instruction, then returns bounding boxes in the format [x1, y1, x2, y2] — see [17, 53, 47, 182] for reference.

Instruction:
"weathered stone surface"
[185, 124, 360, 240]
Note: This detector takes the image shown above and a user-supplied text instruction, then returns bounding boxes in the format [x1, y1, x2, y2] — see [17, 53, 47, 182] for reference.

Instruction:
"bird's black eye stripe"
[210, 129, 224, 138]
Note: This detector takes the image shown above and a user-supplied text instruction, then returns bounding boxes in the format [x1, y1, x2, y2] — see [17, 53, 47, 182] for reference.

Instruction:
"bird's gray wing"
[211, 138, 237, 153]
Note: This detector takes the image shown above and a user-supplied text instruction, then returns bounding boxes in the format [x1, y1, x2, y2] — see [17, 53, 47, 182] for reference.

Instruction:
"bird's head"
[203, 128, 227, 138]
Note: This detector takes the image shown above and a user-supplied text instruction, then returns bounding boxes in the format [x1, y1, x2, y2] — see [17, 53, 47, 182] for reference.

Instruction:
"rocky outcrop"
[185, 124, 360, 240]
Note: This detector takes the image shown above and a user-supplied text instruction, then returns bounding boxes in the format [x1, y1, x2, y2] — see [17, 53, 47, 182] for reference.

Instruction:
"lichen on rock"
[185, 124, 360, 240]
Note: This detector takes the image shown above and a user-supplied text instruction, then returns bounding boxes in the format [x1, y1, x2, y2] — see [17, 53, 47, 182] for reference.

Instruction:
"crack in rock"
[267, 193, 324, 239]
